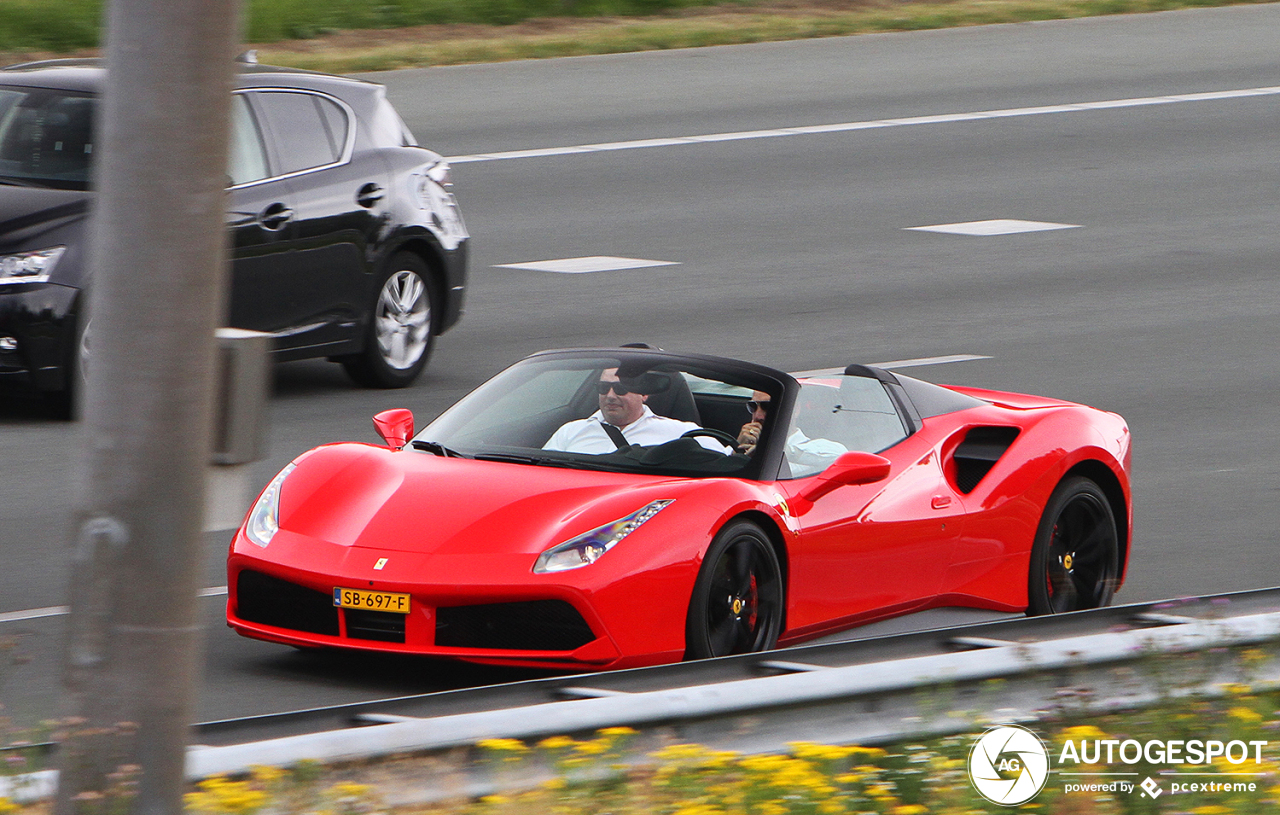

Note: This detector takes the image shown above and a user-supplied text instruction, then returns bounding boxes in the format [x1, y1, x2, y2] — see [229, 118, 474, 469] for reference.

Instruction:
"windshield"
[413, 352, 783, 478]
[0, 86, 95, 190]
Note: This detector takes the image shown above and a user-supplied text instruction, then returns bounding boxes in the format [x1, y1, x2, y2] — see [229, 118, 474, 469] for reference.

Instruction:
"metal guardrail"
[6, 588, 1280, 804]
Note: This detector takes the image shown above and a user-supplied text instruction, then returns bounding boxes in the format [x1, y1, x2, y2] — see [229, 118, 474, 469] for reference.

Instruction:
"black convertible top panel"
[896, 374, 988, 419]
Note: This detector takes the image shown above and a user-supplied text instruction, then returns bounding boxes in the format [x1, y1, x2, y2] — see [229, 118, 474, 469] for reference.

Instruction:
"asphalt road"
[2, 4, 1278, 728]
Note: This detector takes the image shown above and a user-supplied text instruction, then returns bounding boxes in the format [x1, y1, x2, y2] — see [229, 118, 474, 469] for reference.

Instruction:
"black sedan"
[0, 57, 469, 413]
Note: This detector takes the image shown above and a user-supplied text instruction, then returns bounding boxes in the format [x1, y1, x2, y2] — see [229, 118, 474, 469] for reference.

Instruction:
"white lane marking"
[0, 605, 69, 623]
[496, 256, 681, 273]
[445, 86, 1280, 164]
[878, 354, 993, 369]
[792, 354, 991, 378]
[907, 219, 1081, 236]
[0, 586, 229, 624]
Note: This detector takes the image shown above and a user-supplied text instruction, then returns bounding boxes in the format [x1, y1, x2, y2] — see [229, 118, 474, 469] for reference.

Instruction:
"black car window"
[227, 94, 269, 185]
[251, 90, 349, 175]
[0, 87, 95, 190]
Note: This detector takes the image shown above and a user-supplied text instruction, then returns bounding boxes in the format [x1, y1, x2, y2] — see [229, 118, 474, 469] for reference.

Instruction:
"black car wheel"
[685, 520, 783, 660]
[342, 252, 436, 388]
[1027, 476, 1119, 615]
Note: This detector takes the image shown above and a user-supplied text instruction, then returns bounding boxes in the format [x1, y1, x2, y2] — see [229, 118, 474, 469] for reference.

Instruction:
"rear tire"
[684, 521, 783, 660]
[341, 252, 436, 388]
[1026, 476, 1119, 615]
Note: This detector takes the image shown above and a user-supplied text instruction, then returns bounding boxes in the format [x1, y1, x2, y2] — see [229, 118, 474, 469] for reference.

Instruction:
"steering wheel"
[680, 428, 740, 450]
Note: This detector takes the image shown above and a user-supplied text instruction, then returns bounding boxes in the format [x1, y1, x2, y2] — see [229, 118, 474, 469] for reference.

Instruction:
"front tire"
[685, 521, 784, 660]
[342, 252, 436, 388]
[1027, 476, 1119, 615]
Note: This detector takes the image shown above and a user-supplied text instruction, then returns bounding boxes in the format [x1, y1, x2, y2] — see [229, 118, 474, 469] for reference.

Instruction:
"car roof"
[0, 57, 383, 103]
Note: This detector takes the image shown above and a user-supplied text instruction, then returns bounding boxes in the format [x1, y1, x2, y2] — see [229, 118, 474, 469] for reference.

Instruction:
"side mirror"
[797, 450, 891, 503]
[372, 408, 414, 450]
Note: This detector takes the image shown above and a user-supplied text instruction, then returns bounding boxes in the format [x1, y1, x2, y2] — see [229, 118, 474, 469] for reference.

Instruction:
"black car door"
[242, 89, 382, 353]
[225, 92, 302, 337]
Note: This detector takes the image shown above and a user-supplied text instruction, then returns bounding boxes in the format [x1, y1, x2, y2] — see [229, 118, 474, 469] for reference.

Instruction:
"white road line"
[907, 219, 1080, 236]
[792, 354, 991, 378]
[496, 256, 680, 273]
[1, 586, 229, 624]
[445, 86, 1280, 164]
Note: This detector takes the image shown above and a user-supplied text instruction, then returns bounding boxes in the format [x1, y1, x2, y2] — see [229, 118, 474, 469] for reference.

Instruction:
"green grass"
[0, 0, 1273, 67]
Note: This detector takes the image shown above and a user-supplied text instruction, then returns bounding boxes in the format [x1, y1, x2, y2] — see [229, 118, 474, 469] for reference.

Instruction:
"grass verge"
[0, 0, 1272, 73]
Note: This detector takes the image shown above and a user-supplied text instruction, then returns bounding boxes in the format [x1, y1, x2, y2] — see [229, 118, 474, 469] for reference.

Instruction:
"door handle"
[357, 183, 384, 208]
[259, 203, 293, 231]
[931, 495, 952, 509]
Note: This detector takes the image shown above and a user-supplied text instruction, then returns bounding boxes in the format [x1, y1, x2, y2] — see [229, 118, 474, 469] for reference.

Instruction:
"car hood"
[279, 443, 691, 556]
[0, 185, 89, 248]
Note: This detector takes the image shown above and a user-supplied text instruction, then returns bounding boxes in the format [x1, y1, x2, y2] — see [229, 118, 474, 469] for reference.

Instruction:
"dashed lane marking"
[906, 219, 1080, 236]
[496, 256, 680, 273]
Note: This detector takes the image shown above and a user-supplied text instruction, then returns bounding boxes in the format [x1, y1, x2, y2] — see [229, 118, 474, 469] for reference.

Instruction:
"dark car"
[0, 57, 468, 412]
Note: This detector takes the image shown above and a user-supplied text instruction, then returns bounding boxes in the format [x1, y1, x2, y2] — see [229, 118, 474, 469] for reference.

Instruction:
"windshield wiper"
[0, 176, 41, 187]
[411, 440, 468, 458]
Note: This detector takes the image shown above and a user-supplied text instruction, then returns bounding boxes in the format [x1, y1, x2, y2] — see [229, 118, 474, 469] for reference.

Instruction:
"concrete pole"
[55, 1, 240, 813]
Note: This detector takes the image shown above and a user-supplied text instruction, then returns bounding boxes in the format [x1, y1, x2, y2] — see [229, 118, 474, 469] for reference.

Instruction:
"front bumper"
[0, 281, 79, 394]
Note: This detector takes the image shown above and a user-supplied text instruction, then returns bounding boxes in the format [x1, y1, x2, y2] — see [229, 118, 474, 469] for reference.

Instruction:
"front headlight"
[0, 246, 65, 285]
[533, 500, 673, 574]
[244, 462, 296, 547]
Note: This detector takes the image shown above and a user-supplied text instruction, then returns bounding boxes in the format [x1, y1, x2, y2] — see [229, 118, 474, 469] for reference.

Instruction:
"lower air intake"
[236, 570, 339, 636]
[436, 600, 594, 651]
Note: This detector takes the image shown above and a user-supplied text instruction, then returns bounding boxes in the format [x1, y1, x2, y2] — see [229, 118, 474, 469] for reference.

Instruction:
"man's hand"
[737, 420, 762, 454]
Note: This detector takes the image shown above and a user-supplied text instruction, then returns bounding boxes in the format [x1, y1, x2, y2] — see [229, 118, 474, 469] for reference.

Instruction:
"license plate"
[333, 587, 410, 614]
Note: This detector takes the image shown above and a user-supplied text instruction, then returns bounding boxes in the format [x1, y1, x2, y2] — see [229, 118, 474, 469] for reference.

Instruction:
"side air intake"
[952, 427, 1020, 493]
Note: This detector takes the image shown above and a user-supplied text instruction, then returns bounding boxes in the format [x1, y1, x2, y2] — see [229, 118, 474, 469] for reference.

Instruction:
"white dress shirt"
[544, 406, 729, 454]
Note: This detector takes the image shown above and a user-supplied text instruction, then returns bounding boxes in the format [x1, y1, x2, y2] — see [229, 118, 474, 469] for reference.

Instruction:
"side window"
[227, 94, 269, 185]
[784, 376, 908, 478]
[250, 91, 349, 175]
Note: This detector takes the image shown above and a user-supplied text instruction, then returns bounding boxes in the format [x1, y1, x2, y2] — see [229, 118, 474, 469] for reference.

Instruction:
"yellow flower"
[893, 806, 928, 815]
[598, 726, 637, 738]
[652, 743, 711, 761]
[539, 735, 577, 750]
[1228, 706, 1263, 722]
[1191, 807, 1232, 815]
[479, 738, 529, 753]
[1058, 725, 1108, 741]
[0, 798, 18, 815]
[574, 739, 610, 755]
[249, 765, 285, 785]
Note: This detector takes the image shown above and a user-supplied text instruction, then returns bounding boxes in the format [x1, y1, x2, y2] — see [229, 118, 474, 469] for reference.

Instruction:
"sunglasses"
[746, 400, 771, 415]
[597, 381, 637, 396]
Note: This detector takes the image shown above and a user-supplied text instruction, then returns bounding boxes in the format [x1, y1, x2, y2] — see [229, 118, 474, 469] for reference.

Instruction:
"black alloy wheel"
[685, 520, 784, 659]
[1027, 476, 1120, 615]
[341, 251, 437, 388]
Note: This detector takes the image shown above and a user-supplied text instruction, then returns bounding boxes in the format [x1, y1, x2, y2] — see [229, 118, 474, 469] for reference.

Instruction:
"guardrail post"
[205, 328, 271, 532]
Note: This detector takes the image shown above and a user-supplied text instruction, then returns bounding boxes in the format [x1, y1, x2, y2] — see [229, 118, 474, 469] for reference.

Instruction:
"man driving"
[544, 368, 729, 454]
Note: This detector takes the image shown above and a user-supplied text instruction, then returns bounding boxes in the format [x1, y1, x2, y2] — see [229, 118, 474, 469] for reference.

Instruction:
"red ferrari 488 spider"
[227, 346, 1132, 669]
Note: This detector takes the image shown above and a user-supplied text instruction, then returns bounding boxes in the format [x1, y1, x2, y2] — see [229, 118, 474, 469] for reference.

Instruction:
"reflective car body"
[0, 58, 468, 404]
[226, 347, 1132, 670]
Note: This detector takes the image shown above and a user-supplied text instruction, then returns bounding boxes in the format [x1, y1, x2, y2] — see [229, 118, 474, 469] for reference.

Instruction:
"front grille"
[345, 609, 406, 643]
[236, 570, 339, 636]
[436, 600, 594, 651]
